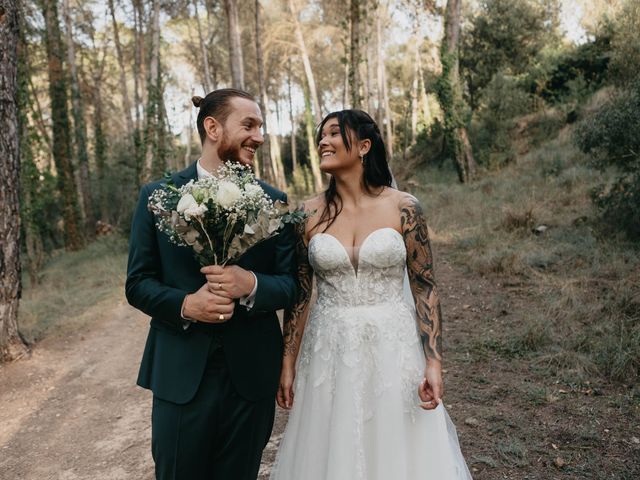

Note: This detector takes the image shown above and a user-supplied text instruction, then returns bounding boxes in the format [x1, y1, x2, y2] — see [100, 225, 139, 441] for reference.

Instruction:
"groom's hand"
[183, 283, 235, 323]
[201, 265, 256, 299]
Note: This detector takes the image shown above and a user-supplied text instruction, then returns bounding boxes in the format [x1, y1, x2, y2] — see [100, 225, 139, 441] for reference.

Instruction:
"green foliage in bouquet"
[148, 163, 308, 265]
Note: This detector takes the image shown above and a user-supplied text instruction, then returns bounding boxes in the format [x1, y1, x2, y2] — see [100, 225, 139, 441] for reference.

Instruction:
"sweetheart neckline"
[309, 227, 403, 278]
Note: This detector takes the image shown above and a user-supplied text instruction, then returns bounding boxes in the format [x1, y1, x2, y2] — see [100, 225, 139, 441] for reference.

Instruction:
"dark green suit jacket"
[126, 162, 297, 404]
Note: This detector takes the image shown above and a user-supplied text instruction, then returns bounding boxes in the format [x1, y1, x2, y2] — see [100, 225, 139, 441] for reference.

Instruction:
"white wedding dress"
[270, 227, 472, 480]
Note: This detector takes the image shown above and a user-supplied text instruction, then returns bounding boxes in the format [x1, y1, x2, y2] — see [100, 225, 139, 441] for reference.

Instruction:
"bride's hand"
[418, 361, 443, 410]
[277, 364, 296, 410]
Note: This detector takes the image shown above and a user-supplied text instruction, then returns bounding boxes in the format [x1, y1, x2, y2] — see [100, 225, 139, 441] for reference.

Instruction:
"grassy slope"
[407, 117, 639, 478]
[19, 236, 129, 343]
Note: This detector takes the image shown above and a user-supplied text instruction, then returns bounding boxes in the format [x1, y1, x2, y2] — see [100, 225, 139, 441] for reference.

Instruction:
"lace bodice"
[272, 223, 472, 480]
[308, 227, 407, 308]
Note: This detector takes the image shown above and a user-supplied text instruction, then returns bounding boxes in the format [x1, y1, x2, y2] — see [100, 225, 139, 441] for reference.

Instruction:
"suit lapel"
[172, 162, 198, 187]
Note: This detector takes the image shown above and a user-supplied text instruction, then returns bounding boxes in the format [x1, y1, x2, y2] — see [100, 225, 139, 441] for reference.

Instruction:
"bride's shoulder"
[300, 194, 326, 213]
[390, 189, 421, 210]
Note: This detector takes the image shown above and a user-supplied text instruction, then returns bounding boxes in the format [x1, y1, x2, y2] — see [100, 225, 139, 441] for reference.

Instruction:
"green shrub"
[574, 79, 640, 241]
[471, 72, 535, 169]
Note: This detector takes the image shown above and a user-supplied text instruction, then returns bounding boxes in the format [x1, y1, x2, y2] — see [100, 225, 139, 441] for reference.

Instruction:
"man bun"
[192, 95, 203, 108]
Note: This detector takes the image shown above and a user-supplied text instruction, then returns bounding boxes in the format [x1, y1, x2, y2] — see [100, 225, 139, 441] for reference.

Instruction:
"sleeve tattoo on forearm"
[400, 196, 443, 362]
[283, 218, 314, 358]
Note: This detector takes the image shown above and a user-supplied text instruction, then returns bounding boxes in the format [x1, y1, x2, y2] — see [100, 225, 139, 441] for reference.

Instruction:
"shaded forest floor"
[0, 239, 637, 479]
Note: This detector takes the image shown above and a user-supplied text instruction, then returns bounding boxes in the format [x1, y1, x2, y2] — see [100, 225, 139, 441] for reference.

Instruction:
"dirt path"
[0, 301, 154, 480]
[1, 245, 638, 479]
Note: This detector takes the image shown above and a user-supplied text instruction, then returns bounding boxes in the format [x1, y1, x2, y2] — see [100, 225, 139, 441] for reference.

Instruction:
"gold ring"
[218, 282, 222, 290]
[219, 314, 224, 321]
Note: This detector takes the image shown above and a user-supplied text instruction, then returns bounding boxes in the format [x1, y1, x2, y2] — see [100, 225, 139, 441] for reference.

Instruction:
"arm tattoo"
[400, 196, 443, 362]
[283, 217, 314, 359]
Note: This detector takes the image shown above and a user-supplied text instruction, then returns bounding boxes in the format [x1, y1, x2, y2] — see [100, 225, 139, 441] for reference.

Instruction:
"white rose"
[217, 181, 242, 208]
[184, 203, 208, 220]
[244, 183, 264, 198]
[176, 193, 197, 214]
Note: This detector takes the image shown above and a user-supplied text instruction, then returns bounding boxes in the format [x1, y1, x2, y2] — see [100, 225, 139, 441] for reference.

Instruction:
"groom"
[126, 88, 298, 479]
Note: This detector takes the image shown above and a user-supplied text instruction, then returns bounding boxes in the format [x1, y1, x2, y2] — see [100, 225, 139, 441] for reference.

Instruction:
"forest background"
[0, 0, 638, 478]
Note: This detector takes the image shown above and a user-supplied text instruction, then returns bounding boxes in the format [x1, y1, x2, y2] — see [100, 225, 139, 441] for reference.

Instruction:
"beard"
[216, 133, 244, 165]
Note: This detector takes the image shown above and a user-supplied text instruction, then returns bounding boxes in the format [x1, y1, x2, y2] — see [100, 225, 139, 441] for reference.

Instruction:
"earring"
[360, 154, 364, 165]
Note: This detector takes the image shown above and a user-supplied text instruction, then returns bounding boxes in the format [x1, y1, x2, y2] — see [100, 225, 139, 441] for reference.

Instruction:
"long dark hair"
[313, 109, 393, 232]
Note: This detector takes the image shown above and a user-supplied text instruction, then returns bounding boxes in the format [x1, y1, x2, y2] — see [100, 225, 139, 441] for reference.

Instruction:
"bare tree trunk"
[1, 0, 29, 361]
[439, 0, 476, 182]
[349, 0, 361, 108]
[417, 47, 432, 127]
[288, 0, 322, 123]
[224, 0, 245, 89]
[287, 64, 297, 171]
[131, 0, 145, 188]
[26, 75, 53, 163]
[132, 0, 144, 131]
[376, 12, 392, 157]
[62, 0, 93, 232]
[18, 21, 44, 287]
[41, 0, 84, 250]
[108, 0, 135, 135]
[194, 0, 213, 91]
[365, 12, 376, 115]
[343, 60, 349, 110]
[134, 0, 148, 116]
[185, 89, 194, 168]
[264, 92, 286, 189]
[92, 51, 109, 222]
[254, 0, 273, 183]
[142, 0, 167, 182]
[303, 84, 323, 192]
[410, 41, 419, 145]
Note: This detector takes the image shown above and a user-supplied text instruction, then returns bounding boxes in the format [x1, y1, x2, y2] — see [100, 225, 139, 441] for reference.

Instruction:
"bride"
[270, 109, 472, 479]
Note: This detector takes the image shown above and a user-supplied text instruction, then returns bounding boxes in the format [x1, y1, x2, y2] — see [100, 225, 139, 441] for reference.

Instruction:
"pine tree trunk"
[62, 0, 93, 232]
[0, 0, 29, 361]
[264, 92, 286, 189]
[289, 0, 322, 123]
[185, 88, 194, 168]
[224, 0, 244, 89]
[94, 79, 108, 222]
[410, 41, 419, 145]
[193, 0, 213, 91]
[132, 0, 144, 188]
[375, 12, 393, 156]
[349, 0, 361, 108]
[41, 0, 84, 250]
[26, 75, 53, 167]
[18, 28, 44, 287]
[254, 0, 274, 183]
[303, 85, 323, 192]
[287, 64, 297, 171]
[365, 11, 376, 115]
[439, 0, 476, 183]
[108, 0, 135, 135]
[132, 0, 146, 124]
[142, 0, 167, 183]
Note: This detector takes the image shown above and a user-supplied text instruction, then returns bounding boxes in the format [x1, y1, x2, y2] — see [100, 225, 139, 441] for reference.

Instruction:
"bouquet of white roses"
[148, 163, 307, 266]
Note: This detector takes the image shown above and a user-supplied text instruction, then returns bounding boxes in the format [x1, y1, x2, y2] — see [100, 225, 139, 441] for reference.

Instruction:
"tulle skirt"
[270, 301, 473, 480]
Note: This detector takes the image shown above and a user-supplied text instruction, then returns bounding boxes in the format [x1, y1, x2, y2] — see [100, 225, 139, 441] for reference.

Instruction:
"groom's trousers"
[151, 331, 276, 480]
